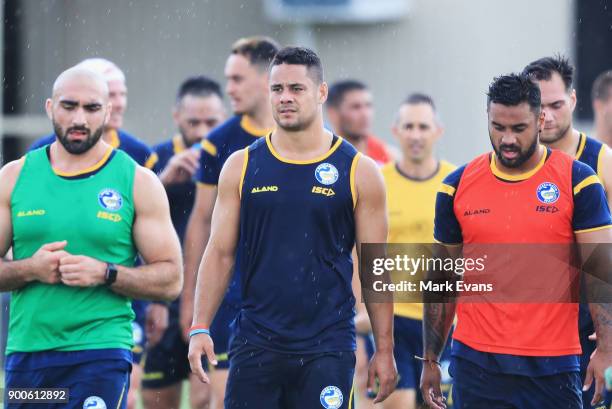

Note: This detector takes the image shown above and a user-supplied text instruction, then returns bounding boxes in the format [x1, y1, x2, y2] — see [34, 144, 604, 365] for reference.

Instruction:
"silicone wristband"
[189, 328, 211, 338]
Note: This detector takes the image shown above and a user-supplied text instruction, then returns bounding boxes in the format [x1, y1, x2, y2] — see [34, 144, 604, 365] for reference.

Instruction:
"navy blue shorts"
[210, 301, 239, 370]
[5, 359, 131, 409]
[225, 336, 355, 409]
[142, 316, 190, 388]
[450, 356, 582, 409]
[365, 316, 452, 400]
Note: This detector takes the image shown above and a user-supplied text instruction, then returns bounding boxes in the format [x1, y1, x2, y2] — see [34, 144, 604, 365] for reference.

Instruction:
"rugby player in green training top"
[0, 66, 182, 409]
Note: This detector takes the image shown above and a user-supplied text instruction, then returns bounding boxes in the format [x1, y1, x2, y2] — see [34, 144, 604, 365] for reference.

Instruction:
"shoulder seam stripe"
[439, 183, 456, 196]
[202, 139, 217, 156]
[574, 224, 612, 234]
[144, 152, 158, 170]
[573, 174, 600, 195]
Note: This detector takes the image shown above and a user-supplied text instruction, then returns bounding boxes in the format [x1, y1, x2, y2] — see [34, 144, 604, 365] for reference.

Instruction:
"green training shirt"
[7, 146, 137, 353]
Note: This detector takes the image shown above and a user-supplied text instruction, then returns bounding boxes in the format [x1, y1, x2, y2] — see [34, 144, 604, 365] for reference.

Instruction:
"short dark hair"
[270, 46, 324, 83]
[327, 80, 367, 108]
[522, 55, 574, 91]
[487, 73, 541, 113]
[592, 70, 612, 102]
[403, 93, 436, 112]
[176, 76, 222, 104]
[231, 36, 280, 70]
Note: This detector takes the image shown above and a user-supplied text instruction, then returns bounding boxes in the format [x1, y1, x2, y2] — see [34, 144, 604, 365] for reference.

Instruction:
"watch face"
[105, 263, 118, 285]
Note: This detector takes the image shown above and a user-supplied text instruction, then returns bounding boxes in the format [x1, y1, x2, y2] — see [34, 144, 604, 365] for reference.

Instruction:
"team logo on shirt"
[536, 182, 560, 204]
[320, 386, 343, 408]
[315, 163, 339, 185]
[83, 396, 107, 409]
[98, 189, 123, 211]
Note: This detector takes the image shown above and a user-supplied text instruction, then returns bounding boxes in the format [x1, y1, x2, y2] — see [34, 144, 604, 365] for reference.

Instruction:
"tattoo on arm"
[424, 302, 455, 358]
[591, 302, 612, 351]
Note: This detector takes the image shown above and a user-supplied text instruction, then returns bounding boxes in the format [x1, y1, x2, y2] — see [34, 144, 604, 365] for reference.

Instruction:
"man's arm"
[421, 167, 464, 409]
[59, 167, 183, 301]
[422, 243, 461, 363]
[577, 227, 612, 405]
[352, 247, 372, 334]
[180, 183, 218, 339]
[187, 149, 244, 383]
[0, 159, 68, 291]
[354, 154, 397, 403]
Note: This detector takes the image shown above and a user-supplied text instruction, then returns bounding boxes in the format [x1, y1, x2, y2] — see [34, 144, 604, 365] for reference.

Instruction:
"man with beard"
[30, 58, 159, 170]
[421, 73, 612, 409]
[28, 59, 163, 409]
[0, 67, 182, 408]
[523, 56, 612, 409]
[142, 76, 226, 409]
[181, 36, 279, 409]
[188, 46, 397, 409]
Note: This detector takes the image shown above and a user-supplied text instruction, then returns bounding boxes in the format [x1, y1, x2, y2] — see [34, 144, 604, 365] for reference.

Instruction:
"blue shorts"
[131, 299, 148, 365]
[142, 307, 190, 388]
[366, 316, 452, 400]
[5, 359, 131, 409]
[393, 316, 452, 390]
[450, 356, 582, 409]
[210, 301, 239, 370]
[225, 336, 355, 409]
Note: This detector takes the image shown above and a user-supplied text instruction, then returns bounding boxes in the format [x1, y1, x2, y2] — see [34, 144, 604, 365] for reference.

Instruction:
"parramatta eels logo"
[320, 386, 343, 409]
[98, 189, 123, 211]
[83, 396, 107, 409]
[536, 182, 560, 204]
[315, 163, 339, 186]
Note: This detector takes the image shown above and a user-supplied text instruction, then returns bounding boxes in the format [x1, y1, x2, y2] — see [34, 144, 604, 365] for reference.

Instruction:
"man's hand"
[188, 332, 217, 384]
[146, 303, 169, 347]
[367, 349, 398, 403]
[159, 149, 200, 186]
[584, 348, 612, 405]
[179, 298, 194, 342]
[30, 241, 69, 284]
[58, 255, 106, 287]
[420, 361, 446, 409]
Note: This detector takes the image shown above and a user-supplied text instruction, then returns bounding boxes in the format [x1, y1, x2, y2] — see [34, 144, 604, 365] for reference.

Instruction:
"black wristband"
[105, 263, 118, 286]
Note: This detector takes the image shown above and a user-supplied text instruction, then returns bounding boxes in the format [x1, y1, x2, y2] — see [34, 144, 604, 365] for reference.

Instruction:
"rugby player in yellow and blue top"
[187, 46, 398, 409]
[421, 73, 612, 409]
[0, 67, 182, 409]
[379, 93, 455, 409]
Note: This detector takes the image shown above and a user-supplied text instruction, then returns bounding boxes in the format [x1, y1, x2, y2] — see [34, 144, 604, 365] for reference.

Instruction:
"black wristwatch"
[105, 263, 118, 286]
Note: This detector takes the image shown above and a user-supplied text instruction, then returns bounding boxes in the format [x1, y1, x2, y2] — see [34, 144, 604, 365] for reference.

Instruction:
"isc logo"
[97, 210, 122, 222]
[535, 205, 559, 214]
[312, 186, 335, 197]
